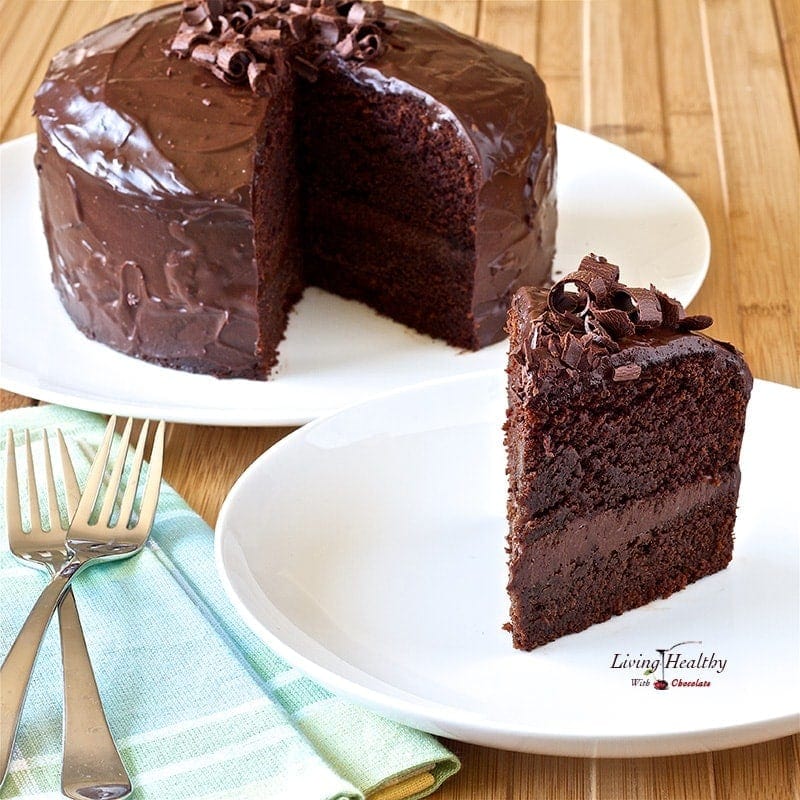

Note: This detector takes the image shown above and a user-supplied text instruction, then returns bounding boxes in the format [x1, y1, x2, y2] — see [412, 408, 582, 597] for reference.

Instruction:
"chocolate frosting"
[34, 3, 556, 376]
[509, 254, 748, 388]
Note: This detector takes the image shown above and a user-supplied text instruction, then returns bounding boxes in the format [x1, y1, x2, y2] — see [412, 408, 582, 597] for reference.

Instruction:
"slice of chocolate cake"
[504, 255, 752, 650]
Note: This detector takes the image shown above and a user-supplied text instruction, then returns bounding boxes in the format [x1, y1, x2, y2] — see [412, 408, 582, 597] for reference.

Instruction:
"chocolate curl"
[236, 1, 260, 17]
[229, 10, 251, 30]
[334, 30, 357, 57]
[678, 315, 713, 331]
[315, 16, 344, 45]
[655, 288, 686, 327]
[547, 273, 592, 325]
[347, 2, 367, 25]
[560, 333, 584, 370]
[190, 43, 219, 65]
[578, 253, 620, 299]
[626, 287, 663, 328]
[593, 307, 635, 338]
[183, 3, 214, 28]
[217, 42, 253, 82]
[171, 27, 211, 54]
[247, 60, 271, 94]
[354, 23, 383, 58]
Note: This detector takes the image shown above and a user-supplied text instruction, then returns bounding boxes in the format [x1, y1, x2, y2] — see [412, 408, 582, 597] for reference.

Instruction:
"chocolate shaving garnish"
[217, 43, 253, 81]
[237, 1, 259, 17]
[579, 253, 619, 287]
[560, 333, 583, 370]
[627, 287, 663, 328]
[171, 29, 210, 54]
[527, 254, 715, 378]
[169, 0, 394, 94]
[347, 2, 367, 25]
[191, 43, 219, 65]
[612, 364, 642, 382]
[593, 307, 635, 338]
[655, 288, 685, 327]
[678, 315, 713, 331]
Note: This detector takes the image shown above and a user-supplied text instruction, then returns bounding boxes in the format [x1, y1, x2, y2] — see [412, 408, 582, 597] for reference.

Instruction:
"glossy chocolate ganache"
[34, 0, 557, 379]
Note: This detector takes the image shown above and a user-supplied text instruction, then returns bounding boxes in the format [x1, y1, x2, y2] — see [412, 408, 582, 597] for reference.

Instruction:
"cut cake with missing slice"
[504, 254, 752, 650]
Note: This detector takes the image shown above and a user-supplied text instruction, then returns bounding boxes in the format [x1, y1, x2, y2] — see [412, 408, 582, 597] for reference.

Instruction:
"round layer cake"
[34, 0, 557, 379]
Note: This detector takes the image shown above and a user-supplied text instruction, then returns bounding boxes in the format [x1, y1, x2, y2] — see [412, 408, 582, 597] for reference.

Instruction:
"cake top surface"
[34, 1, 551, 202]
[511, 254, 750, 384]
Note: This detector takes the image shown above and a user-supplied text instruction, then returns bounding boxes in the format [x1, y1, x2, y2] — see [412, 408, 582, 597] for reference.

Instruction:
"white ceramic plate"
[0, 127, 709, 425]
[216, 373, 800, 756]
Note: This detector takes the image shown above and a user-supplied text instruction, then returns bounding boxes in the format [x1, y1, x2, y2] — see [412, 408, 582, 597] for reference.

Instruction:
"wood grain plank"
[596, 754, 714, 800]
[393, 0, 480, 37]
[161, 424, 294, 528]
[0, 1, 68, 137]
[478, 0, 540, 65]
[713, 737, 799, 800]
[0, 390, 37, 411]
[701, 0, 799, 386]
[438, 741, 592, 800]
[772, 0, 800, 135]
[654, 0, 741, 350]
[586, 0, 665, 166]
[2, 1, 162, 141]
[536, 0, 584, 129]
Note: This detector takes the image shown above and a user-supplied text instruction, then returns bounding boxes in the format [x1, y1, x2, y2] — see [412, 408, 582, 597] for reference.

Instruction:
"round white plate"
[216, 372, 800, 756]
[0, 127, 709, 425]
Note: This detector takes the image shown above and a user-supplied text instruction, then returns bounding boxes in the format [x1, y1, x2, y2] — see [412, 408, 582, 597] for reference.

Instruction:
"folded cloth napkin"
[0, 405, 459, 800]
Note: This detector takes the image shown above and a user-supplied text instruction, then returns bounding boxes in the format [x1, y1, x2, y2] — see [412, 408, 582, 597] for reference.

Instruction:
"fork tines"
[6, 418, 166, 535]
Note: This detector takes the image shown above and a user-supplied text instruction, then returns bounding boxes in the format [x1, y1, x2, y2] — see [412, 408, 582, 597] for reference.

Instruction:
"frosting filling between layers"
[507, 468, 741, 587]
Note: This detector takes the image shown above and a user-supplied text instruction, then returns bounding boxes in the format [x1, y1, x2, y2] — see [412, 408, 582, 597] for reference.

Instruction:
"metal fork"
[1, 416, 165, 796]
[3, 426, 131, 799]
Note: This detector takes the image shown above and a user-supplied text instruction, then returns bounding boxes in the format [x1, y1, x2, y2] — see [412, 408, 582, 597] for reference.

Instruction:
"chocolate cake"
[34, 0, 557, 379]
[504, 255, 752, 650]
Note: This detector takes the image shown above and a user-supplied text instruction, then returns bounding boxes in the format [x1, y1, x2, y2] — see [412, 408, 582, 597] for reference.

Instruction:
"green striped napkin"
[0, 405, 459, 800]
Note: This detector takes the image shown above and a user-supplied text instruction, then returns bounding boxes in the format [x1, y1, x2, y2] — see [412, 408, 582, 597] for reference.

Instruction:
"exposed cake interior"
[505, 256, 752, 650]
[253, 67, 304, 374]
[298, 71, 480, 349]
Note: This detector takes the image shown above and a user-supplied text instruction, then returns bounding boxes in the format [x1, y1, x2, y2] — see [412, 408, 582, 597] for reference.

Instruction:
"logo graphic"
[609, 640, 728, 690]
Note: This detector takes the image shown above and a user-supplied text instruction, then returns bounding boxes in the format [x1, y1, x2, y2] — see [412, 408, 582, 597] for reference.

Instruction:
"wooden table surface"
[2, 0, 798, 797]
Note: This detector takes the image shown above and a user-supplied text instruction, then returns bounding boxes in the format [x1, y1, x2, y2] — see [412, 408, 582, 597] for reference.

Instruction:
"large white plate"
[216, 373, 800, 756]
[1, 127, 709, 425]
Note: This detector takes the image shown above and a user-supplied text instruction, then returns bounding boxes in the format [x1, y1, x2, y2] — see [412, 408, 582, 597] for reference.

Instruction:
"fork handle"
[58, 589, 132, 800]
[0, 560, 79, 786]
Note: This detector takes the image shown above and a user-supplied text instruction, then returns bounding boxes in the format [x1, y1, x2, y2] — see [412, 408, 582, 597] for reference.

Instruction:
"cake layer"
[507, 471, 740, 650]
[505, 294, 752, 523]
